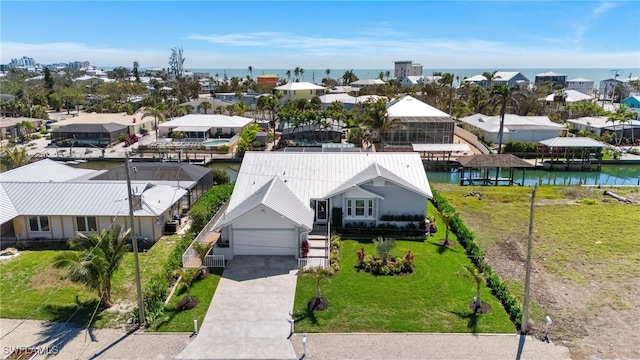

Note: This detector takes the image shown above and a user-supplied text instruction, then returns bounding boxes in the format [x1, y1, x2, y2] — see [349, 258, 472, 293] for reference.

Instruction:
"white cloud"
[592, 2, 616, 17]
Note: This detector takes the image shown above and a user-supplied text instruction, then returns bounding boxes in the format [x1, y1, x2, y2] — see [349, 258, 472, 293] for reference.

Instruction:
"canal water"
[73, 161, 640, 187]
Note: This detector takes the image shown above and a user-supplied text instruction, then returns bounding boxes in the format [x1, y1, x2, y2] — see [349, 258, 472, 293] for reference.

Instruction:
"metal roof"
[543, 90, 593, 103]
[52, 122, 127, 133]
[0, 159, 97, 182]
[223, 152, 432, 224]
[460, 113, 564, 133]
[0, 185, 18, 223]
[275, 82, 326, 91]
[412, 144, 471, 152]
[0, 181, 186, 218]
[539, 137, 608, 148]
[216, 177, 314, 230]
[159, 114, 253, 129]
[387, 95, 451, 118]
[172, 126, 212, 132]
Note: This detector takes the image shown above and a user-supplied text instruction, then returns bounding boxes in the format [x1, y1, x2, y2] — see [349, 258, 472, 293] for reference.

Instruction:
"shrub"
[301, 240, 310, 258]
[217, 144, 230, 153]
[188, 183, 234, 233]
[355, 239, 414, 276]
[329, 234, 342, 274]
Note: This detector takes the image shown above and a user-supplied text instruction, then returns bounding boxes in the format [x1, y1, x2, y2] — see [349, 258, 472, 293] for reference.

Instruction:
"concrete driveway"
[176, 256, 298, 360]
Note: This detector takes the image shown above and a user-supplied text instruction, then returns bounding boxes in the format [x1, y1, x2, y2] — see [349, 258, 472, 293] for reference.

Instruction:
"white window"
[76, 216, 97, 232]
[29, 216, 49, 232]
[346, 198, 374, 218]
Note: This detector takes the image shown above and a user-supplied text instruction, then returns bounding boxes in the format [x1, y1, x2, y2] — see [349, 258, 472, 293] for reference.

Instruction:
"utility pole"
[125, 153, 145, 328]
[521, 184, 537, 334]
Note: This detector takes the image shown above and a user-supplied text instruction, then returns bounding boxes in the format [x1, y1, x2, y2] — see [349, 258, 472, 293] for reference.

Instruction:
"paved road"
[176, 256, 298, 360]
[0, 319, 193, 360]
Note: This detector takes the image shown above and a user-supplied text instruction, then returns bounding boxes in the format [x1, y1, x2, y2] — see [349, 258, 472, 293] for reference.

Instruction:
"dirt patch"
[307, 297, 330, 311]
[30, 267, 73, 290]
[176, 296, 200, 310]
[468, 301, 492, 314]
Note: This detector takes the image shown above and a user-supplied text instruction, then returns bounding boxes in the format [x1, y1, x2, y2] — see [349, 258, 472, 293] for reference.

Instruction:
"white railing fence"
[204, 255, 225, 268]
[182, 200, 230, 268]
[298, 258, 330, 270]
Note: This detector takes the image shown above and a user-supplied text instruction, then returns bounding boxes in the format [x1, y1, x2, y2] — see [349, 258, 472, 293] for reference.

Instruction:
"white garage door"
[233, 229, 298, 256]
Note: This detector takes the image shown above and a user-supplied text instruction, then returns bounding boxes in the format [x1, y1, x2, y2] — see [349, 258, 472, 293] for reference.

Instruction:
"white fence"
[182, 200, 230, 268]
[298, 258, 330, 270]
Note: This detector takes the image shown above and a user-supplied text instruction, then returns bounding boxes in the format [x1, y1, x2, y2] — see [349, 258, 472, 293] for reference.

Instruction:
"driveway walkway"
[176, 256, 298, 360]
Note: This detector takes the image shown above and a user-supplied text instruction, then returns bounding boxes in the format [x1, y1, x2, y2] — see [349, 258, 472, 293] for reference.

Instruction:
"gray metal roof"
[539, 137, 608, 148]
[0, 159, 97, 182]
[52, 122, 127, 133]
[216, 177, 314, 230]
[412, 144, 471, 152]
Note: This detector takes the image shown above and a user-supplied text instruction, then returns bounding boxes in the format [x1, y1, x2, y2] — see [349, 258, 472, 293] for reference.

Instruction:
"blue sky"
[1, 1, 639, 69]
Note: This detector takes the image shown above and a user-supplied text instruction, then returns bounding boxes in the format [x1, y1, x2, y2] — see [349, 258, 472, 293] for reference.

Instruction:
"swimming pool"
[202, 139, 230, 147]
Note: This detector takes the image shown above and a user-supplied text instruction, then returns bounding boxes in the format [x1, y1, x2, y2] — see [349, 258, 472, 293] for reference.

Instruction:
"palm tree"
[16, 120, 34, 143]
[300, 68, 305, 81]
[440, 209, 457, 247]
[142, 106, 167, 139]
[608, 105, 636, 146]
[247, 65, 253, 80]
[482, 70, 498, 87]
[286, 70, 292, 82]
[462, 264, 485, 312]
[302, 266, 332, 301]
[175, 267, 202, 304]
[52, 224, 130, 308]
[361, 98, 402, 151]
[552, 90, 567, 110]
[489, 84, 521, 154]
[0, 145, 29, 169]
[200, 101, 212, 114]
[384, 70, 391, 81]
[294, 67, 301, 81]
[192, 241, 212, 270]
[439, 73, 455, 115]
[325, 68, 331, 83]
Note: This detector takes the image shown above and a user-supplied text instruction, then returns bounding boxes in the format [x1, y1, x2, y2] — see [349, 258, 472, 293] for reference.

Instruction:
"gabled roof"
[275, 82, 326, 91]
[567, 116, 640, 129]
[216, 177, 314, 230]
[493, 71, 529, 82]
[0, 159, 97, 182]
[159, 114, 253, 129]
[544, 90, 593, 103]
[386, 95, 450, 118]
[463, 75, 488, 82]
[536, 71, 567, 77]
[460, 113, 564, 133]
[322, 163, 429, 199]
[350, 79, 386, 86]
[52, 122, 127, 133]
[402, 76, 423, 84]
[539, 137, 608, 148]
[222, 153, 432, 225]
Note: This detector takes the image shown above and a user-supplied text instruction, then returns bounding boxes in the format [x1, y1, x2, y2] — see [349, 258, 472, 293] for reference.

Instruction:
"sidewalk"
[289, 333, 571, 360]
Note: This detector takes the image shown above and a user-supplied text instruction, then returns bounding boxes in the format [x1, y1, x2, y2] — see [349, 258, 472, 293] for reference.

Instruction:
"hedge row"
[431, 189, 522, 329]
[188, 183, 235, 233]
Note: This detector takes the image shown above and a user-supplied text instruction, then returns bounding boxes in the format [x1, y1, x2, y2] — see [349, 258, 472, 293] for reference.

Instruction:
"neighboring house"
[401, 76, 423, 88]
[566, 78, 594, 95]
[598, 78, 623, 100]
[257, 74, 280, 86]
[0, 159, 187, 244]
[459, 113, 565, 143]
[72, 75, 112, 88]
[534, 71, 567, 87]
[319, 93, 357, 110]
[274, 82, 326, 102]
[281, 123, 343, 143]
[384, 95, 455, 146]
[543, 90, 593, 106]
[567, 116, 640, 138]
[0, 117, 42, 139]
[621, 96, 640, 110]
[51, 122, 128, 146]
[356, 95, 387, 105]
[394, 60, 423, 79]
[492, 71, 530, 86]
[89, 162, 214, 209]
[49, 111, 154, 136]
[462, 75, 489, 88]
[350, 79, 386, 88]
[181, 98, 234, 114]
[158, 114, 253, 139]
[211, 152, 432, 258]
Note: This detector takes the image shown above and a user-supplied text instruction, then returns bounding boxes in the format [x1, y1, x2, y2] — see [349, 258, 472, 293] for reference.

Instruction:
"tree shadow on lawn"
[427, 240, 458, 255]
[28, 298, 101, 354]
[449, 309, 480, 334]
[292, 303, 319, 326]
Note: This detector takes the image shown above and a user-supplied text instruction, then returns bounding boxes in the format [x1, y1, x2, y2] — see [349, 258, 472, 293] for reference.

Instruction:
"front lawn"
[149, 268, 223, 332]
[293, 214, 515, 333]
[0, 235, 182, 325]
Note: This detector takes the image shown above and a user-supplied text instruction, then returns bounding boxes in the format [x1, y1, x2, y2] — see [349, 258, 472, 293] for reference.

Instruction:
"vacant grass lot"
[0, 235, 181, 326]
[150, 268, 222, 332]
[433, 184, 640, 359]
[293, 210, 515, 333]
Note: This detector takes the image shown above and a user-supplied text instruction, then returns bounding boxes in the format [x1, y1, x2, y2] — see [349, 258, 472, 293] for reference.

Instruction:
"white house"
[492, 71, 530, 86]
[459, 113, 565, 143]
[401, 75, 441, 88]
[350, 79, 386, 88]
[462, 75, 489, 88]
[384, 95, 454, 145]
[319, 93, 357, 110]
[211, 152, 432, 259]
[0, 159, 187, 244]
[566, 78, 595, 95]
[543, 90, 594, 105]
[599, 78, 623, 100]
[158, 114, 253, 139]
[567, 116, 640, 137]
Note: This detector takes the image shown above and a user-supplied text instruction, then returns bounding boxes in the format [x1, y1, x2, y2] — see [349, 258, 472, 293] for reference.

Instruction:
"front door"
[315, 200, 328, 224]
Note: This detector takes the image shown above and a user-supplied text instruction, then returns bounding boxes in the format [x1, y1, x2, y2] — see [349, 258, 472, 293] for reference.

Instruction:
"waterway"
[72, 161, 639, 187]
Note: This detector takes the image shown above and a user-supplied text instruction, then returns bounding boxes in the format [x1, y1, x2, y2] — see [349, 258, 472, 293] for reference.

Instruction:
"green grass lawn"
[150, 268, 222, 332]
[0, 235, 183, 325]
[293, 214, 515, 333]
